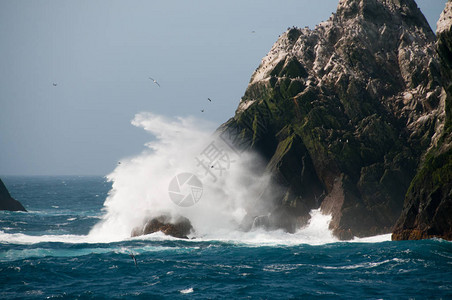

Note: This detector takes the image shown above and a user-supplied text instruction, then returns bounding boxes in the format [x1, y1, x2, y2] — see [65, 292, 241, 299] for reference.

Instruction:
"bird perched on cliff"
[148, 77, 160, 87]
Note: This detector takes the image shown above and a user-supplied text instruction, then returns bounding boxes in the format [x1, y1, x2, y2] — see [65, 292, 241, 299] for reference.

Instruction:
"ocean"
[1, 176, 451, 299]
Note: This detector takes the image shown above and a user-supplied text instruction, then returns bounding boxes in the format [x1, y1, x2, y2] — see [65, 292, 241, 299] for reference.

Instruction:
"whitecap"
[350, 234, 392, 243]
[321, 258, 401, 270]
[180, 288, 193, 294]
[263, 264, 299, 272]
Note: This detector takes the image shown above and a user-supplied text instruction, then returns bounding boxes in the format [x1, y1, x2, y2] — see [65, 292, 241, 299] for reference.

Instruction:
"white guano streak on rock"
[250, 34, 290, 84]
[236, 99, 256, 114]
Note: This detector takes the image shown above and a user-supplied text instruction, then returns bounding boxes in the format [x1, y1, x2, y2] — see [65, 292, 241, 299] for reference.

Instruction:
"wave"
[0, 113, 392, 248]
[351, 234, 392, 243]
[0, 231, 95, 245]
[86, 113, 344, 245]
[0, 209, 390, 247]
[0, 242, 197, 262]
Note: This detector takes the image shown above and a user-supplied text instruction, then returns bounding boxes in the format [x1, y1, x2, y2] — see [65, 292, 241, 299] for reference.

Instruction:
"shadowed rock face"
[0, 179, 26, 212]
[392, 1, 452, 241]
[218, 0, 445, 239]
[131, 215, 193, 239]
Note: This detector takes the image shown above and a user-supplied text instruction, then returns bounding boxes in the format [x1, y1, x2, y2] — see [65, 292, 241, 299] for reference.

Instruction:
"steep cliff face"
[219, 0, 444, 239]
[392, 1, 452, 241]
[0, 179, 26, 212]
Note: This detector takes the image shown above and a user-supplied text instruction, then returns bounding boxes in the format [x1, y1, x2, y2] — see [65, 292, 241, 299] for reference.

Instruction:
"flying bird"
[148, 77, 160, 87]
[129, 252, 138, 269]
[52, 83, 57, 86]
[208, 98, 212, 102]
[201, 109, 204, 113]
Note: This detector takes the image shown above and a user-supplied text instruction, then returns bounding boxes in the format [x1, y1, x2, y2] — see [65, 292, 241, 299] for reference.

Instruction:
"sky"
[0, 0, 448, 176]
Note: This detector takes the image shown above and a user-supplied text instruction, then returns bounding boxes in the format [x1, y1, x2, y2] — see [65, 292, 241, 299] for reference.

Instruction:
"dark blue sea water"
[1, 176, 451, 299]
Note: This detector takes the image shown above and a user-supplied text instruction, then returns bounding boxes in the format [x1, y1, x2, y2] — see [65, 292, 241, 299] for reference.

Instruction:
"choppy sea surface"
[1, 176, 451, 299]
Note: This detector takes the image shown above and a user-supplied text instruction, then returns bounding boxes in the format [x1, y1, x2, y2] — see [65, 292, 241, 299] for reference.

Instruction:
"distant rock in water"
[218, 0, 445, 239]
[392, 1, 452, 241]
[0, 179, 26, 212]
[131, 215, 193, 239]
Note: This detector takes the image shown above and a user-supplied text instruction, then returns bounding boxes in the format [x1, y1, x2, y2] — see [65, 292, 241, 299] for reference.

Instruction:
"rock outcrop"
[0, 179, 26, 212]
[392, 1, 452, 241]
[218, 0, 444, 239]
[131, 215, 193, 239]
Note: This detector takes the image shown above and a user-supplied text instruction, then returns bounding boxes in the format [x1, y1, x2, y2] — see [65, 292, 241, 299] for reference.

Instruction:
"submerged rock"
[0, 179, 26, 212]
[218, 0, 445, 239]
[131, 215, 193, 239]
[392, 1, 452, 241]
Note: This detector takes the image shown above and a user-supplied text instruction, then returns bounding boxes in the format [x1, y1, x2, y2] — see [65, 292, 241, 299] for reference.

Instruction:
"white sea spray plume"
[88, 112, 272, 241]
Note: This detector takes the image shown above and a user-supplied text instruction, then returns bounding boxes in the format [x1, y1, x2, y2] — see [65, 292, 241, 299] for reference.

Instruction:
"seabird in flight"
[52, 83, 57, 86]
[129, 252, 138, 269]
[148, 77, 160, 87]
[201, 109, 204, 113]
[208, 98, 212, 102]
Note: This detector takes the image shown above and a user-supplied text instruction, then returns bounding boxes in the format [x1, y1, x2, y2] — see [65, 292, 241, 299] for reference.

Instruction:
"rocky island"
[0, 179, 26, 212]
[133, 0, 451, 241]
[217, 0, 451, 240]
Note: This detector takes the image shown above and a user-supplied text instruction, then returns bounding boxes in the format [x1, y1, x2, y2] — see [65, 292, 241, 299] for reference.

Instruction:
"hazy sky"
[0, 0, 448, 176]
